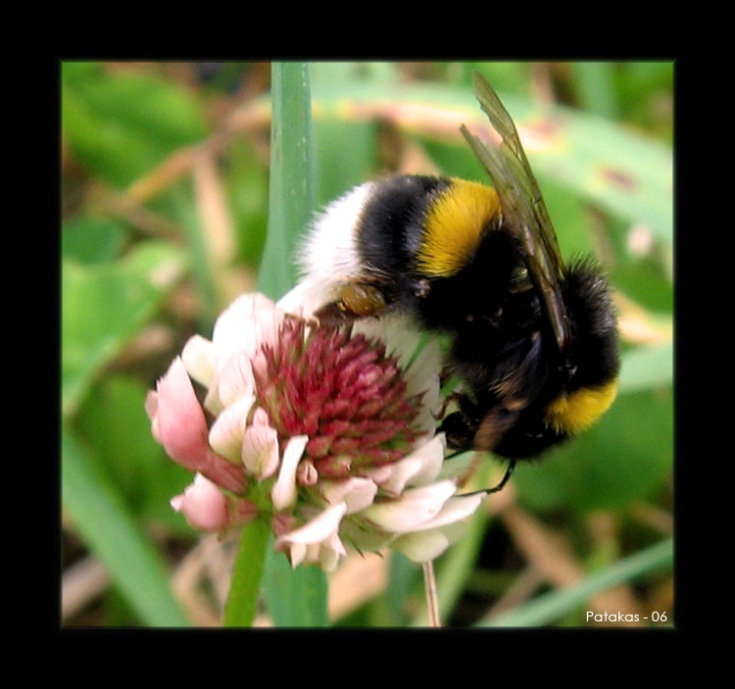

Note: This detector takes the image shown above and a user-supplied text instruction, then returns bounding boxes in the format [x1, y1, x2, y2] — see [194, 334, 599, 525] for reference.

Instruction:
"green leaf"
[61, 242, 187, 417]
[62, 428, 190, 627]
[310, 79, 672, 243]
[619, 341, 674, 393]
[258, 62, 315, 300]
[61, 62, 207, 187]
[262, 549, 329, 627]
[74, 376, 192, 529]
[61, 216, 127, 264]
[516, 386, 673, 512]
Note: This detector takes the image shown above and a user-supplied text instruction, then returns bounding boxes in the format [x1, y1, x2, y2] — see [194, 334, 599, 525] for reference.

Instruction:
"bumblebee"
[289, 73, 620, 491]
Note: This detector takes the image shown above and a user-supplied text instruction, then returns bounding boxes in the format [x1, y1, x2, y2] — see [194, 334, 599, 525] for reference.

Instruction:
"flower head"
[147, 292, 484, 571]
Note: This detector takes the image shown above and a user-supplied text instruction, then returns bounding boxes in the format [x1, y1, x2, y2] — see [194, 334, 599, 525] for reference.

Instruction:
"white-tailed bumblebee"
[287, 73, 620, 491]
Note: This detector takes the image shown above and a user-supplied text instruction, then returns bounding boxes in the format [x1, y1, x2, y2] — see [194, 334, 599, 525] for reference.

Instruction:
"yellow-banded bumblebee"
[288, 73, 620, 491]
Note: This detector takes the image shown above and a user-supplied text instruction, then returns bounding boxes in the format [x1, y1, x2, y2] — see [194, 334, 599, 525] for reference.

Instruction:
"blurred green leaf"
[310, 79, 672, 242]
[262, 550, 329, 627]
[516, 385, 673, 512]
[62, 428, 190, 627]
[572, 62, 619, 119]
[619, 341, 673, 393]
[75, 376, 192, 530]
[61, 216, 127, 264]
[225, 141, 269, 267]
[314, 118, 377, 206]
[61, 62, 207, 187]
[61, 242, 187, 417]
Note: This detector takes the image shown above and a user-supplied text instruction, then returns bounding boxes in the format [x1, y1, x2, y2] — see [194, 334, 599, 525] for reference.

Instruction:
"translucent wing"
[461, 72, 571, 356]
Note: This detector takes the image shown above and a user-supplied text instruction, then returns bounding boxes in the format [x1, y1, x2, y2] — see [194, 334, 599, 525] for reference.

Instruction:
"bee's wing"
[461, 72, 571, 356]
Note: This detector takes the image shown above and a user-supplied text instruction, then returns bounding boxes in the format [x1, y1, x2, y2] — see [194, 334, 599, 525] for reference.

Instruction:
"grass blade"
[479, 537, 673, 627]
[62, 428, 189, 626]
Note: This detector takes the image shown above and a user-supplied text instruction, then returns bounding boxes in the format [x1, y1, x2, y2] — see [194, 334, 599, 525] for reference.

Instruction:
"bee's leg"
[486, 459, 516, 494]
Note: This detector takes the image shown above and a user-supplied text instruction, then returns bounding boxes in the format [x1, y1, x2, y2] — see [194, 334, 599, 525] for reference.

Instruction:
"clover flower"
[146, 292, 484, 571]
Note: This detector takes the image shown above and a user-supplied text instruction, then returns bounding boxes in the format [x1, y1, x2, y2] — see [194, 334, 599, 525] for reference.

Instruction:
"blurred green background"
[61, 61, 673, 627]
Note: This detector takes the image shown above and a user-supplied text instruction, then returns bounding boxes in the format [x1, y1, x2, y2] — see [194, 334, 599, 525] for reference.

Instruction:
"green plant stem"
[222, 61, 328, 628]
[223, 519, 271, 627]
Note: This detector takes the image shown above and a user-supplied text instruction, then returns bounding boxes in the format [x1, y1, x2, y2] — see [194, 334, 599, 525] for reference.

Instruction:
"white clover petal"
[403, 435, 446, 487]
[407, 492, 485, 532]
[388, 495, 484, 561]
[208, 395, 255, 462]
[216, 351, 257, 408]
[402, 337, 443, 424]
[363, 437, 445, 496]
[361, 480, 457, 533]
[278, 279, 341, 319]
[276, 502, 348, 548]
[315, 535, 346, 572]
[271, 435, 309, 510]
[181, 335, 216, 388]
[242, 421, 280, 479]
[390, 521, 469, 562]
[403, 336, 442, 397]
[373, 456, 425, 496]
[340, 517, 394, 554]
[287, 542, 308, 568]
[391, 529, 452, 562]
[212, 294, 284, 363]
[319, 478, 378, 514]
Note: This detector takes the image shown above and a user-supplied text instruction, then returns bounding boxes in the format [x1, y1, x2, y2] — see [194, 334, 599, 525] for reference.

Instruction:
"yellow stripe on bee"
[417, 179, 500, 278]
[544, 379, 619, 435]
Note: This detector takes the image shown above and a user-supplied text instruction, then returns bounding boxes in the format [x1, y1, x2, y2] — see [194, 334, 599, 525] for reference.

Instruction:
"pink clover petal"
[170, 474, 230, 532]
[242, 421, 280, 479]
[361, 480, 458, 533]
[271, 435, 309, 510]
[251, 407, 271, 427]
[148, 357, 211, 471]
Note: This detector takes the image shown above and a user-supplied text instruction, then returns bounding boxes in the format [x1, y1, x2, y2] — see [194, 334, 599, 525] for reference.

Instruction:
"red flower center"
[253, 317, 424, 478]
